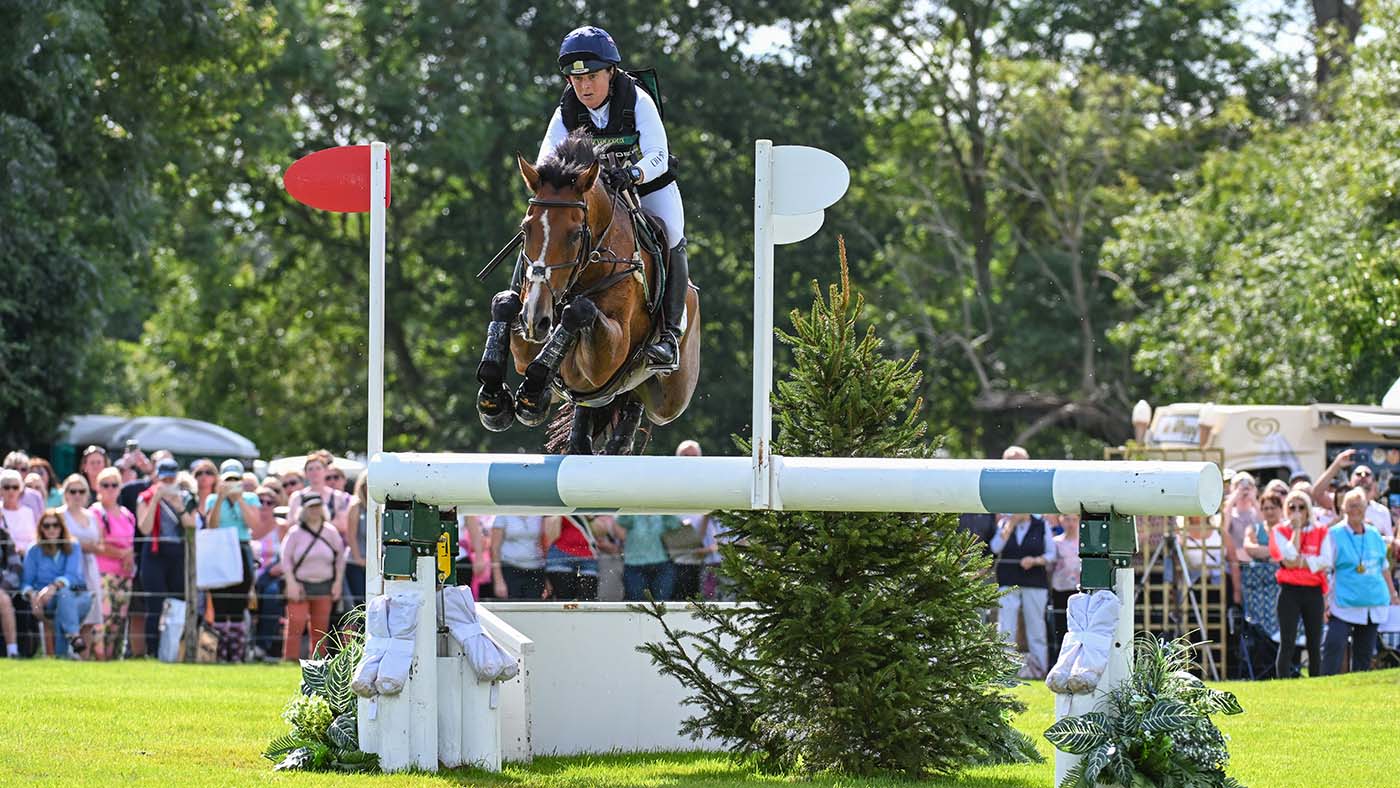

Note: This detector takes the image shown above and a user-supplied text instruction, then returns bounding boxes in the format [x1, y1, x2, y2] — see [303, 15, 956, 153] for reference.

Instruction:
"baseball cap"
[301, 491, 324, 508]
[219, 459, 245, 481]
[156, 459, 179, 479]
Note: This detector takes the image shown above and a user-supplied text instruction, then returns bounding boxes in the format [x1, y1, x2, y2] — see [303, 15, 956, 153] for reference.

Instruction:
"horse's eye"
[569, 229, 584, 243]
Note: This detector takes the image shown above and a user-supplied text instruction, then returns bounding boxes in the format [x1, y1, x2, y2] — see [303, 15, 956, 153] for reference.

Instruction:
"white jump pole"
[367, 452, 1221, 517]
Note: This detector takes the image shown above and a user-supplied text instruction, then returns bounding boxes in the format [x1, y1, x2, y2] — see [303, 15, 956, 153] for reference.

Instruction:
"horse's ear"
[576, 161, 600, 193]
[517, 153, 541, 193]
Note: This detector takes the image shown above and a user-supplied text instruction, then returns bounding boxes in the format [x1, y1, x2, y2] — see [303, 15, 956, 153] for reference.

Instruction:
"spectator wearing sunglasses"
[117, 448, 173, 659]
[280, 492, 345, 661]
[3, 452, 46, 524]
[203, 459, 267, 662]
[1271, 489, 1328, 678]
[136, 459, 200, 651]
[1347, 464, 1394, 543]
[189, 459, 219, 511]
[79, 446, 109, 506]
[90, 467, 136, 660]
[21, 510, 92, 658]
[286, 451, 352, 537]
[323, 467, 348, 493]
[278, 470, 306, 500]
[58, 474, 105, 657]
[251, 485, 288, 662]
[1, 469, 38, 555]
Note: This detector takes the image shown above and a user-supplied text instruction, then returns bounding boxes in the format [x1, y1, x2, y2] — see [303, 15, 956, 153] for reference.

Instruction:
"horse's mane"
[536, 129, 597, 190]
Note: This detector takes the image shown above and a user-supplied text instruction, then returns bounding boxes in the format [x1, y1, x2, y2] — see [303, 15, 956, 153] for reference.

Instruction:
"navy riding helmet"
[558, 26, 622, 75]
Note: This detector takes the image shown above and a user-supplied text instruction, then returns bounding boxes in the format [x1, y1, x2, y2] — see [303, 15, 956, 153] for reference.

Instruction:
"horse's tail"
[545, 401, 574, 454]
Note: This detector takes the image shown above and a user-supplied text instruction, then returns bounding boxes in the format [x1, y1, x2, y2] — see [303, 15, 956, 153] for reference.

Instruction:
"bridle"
[520, 188, 640, 321]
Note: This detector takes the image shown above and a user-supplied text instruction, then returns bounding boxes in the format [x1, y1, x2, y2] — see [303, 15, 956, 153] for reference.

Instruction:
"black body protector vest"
[559, 70, 678, 198]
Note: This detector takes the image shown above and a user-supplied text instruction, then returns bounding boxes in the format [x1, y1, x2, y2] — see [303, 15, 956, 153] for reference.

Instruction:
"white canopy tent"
[59, 415, 258, 460]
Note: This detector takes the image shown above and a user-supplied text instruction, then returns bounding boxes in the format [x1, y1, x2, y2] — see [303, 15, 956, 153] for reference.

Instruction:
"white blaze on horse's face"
[521, 208, 553, 342]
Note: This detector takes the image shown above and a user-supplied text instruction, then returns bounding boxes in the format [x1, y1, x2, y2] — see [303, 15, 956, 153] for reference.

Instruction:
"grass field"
[2, 661, 1396, 786]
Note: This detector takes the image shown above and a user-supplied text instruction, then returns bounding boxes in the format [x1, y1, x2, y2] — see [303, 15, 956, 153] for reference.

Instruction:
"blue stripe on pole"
[979, 468, 1056, 514]
[487, 455, 566, 507]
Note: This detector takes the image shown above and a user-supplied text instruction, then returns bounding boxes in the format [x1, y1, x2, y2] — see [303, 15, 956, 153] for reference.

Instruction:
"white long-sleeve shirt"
[538, 85, 670, 182]
[990, 517, 1056, 564]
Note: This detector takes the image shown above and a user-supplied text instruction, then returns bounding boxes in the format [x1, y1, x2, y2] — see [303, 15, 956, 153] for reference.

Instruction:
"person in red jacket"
[1270, 489, 1328, 678]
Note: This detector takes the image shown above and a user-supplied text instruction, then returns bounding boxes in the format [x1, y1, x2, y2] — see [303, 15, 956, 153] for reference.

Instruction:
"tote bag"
[195, 526, 244, 589]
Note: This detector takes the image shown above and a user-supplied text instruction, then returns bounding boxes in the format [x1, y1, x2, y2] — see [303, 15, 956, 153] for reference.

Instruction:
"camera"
[124, 439, 140, 454]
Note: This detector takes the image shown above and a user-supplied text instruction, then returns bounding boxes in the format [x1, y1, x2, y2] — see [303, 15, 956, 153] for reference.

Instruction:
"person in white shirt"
[539, 25, 688, 372]
[1305, 489, 1400, 674]
[991, 513, 1056, 678]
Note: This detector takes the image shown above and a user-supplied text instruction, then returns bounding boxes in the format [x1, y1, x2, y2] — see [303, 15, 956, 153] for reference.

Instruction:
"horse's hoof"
[514, 387, 552, 427]
[477, 387, 515, 432]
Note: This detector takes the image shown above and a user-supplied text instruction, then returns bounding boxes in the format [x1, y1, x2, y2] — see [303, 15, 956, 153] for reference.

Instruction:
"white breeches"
[640, 182, 685, 249]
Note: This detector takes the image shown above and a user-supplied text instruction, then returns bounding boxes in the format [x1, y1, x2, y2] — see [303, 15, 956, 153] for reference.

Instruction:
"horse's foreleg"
[601, 394, 645, 455]
[515, 298, 600, 428]
[476, 290, 521, 432]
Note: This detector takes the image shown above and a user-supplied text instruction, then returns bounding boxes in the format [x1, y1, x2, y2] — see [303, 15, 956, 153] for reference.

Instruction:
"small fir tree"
[639, 240, 1038, 777]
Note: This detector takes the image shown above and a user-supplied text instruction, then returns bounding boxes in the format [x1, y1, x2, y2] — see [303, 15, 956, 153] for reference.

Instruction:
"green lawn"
[2, 660, 1396, 786]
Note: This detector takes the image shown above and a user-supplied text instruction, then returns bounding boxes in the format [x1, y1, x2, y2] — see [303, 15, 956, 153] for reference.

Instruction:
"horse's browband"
[528, 198, 587, 210]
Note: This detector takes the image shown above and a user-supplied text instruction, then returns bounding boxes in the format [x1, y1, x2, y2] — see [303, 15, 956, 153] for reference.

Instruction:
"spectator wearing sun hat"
[279, 491, 345, 661]
[136, 458, 200, 650]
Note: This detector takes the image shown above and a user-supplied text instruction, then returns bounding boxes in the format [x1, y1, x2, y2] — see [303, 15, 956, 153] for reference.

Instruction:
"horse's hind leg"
[567, 404, 599, 455]
[602, 394, 644, 455]
[476, 290, 521, 432]
[516, 298, 599, 427]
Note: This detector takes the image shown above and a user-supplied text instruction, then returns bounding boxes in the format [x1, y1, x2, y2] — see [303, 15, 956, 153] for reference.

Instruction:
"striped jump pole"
[368, 452, 1222, 517]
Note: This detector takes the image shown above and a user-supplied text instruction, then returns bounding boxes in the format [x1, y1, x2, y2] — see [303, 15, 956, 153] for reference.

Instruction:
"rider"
[538, 25, 687, 372]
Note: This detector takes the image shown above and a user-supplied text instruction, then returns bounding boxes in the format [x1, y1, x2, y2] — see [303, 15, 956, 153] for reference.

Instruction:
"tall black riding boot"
[645, 241, 688, 372]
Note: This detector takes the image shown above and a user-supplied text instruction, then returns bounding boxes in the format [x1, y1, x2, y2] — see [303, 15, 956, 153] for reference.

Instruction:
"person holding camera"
[135, 458, 200, 651]
[203, 459, 265, 662]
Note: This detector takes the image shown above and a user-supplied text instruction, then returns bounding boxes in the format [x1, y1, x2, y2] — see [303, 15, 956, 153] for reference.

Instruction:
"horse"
[474, 131, 700, 455]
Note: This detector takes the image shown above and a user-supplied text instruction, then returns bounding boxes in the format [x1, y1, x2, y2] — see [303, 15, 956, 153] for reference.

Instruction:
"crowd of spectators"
[0, 439, 733, 662]
[961, 445, 1400, 680]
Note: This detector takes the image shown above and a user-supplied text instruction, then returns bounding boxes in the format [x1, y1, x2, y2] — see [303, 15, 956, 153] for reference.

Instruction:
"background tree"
[640, 245, 1035, 777]
[1106, 4, 1400, 406]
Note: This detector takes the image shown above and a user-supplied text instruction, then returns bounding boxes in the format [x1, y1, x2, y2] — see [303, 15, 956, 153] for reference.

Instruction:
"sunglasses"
[259, 497, 276, 506]
[40, 521, 61, 529]
[1353, 471, 1372, 478]
[0, 484, 18, 491]
[326, 474, 344, 481]
[284, 480, 303, 488]
[194, 470, 216, 477]
[66, 488, 88, 495]
[99, 482, 121, 489]
[1287, 504, 1308, 512]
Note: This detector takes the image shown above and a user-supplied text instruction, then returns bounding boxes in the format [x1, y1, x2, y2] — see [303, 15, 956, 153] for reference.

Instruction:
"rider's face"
[568, 69, 611, 110]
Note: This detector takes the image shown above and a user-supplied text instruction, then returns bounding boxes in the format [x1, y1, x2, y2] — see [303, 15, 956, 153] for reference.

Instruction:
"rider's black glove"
[603, 165, 642, 190]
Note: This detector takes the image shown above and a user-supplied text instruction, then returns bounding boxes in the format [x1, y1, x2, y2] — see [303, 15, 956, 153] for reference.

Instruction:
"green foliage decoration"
[263, 613, 376, 773]
[636, 244, 1038, 778]
[1044, 634, 1244, 788]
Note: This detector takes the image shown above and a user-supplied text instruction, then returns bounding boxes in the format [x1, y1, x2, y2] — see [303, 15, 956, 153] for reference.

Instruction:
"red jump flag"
[283, 144, 392, 212]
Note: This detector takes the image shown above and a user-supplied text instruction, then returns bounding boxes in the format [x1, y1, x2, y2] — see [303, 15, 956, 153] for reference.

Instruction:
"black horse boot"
[645, 240, 688, 373]
[476, 291, 521, 432]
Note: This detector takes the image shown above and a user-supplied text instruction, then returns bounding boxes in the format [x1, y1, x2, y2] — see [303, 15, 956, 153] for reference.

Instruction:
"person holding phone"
[203, 459, 265, 662]
[135, 458, 199, 650]
[1271, 489, 1328, 678]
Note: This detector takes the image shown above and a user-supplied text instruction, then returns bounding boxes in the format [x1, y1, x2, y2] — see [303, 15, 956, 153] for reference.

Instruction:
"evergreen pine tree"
[640, 240, 1038, 777]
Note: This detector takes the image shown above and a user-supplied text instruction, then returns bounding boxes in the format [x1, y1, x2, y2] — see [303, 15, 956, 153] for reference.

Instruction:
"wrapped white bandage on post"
[352, 594, 393, 696]
[353, 591, 424, 697]
[1046, 590, 1120, 694]
[441, 586, 518, 683]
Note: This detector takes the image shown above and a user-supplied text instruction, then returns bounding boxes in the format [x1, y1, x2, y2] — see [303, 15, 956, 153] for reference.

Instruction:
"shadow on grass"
[437, 751, 1046, 787]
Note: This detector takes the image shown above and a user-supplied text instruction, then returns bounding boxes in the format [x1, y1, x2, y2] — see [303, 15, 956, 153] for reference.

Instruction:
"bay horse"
[475, 131, 700, 455]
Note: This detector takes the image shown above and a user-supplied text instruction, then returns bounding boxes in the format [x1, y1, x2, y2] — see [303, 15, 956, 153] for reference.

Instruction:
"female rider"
[537, 25, 688, 372]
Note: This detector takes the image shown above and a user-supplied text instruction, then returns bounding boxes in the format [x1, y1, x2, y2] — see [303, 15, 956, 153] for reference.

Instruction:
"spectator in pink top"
[1049, 513, 1082, 660]
[279, 492, 346, 661]
[89, 467, 136, 660]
